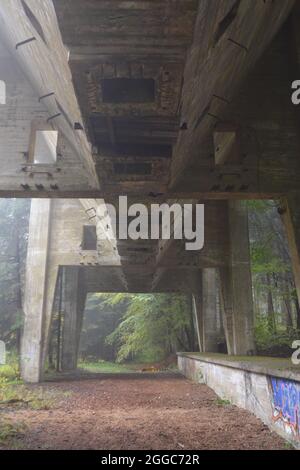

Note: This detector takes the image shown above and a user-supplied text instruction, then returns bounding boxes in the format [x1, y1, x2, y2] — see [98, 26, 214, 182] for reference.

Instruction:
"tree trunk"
[14, 218, 23, 355]
[283, 276, 294, 330]
[294, 296, 300, 330]
[266, 273, 276, 332]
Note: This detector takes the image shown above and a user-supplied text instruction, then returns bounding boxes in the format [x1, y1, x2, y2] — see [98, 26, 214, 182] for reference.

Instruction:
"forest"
[0, 199, 299, 373]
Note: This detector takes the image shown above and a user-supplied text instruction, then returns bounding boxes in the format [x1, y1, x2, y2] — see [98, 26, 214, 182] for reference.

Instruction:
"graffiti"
[269, 377, 300, 438]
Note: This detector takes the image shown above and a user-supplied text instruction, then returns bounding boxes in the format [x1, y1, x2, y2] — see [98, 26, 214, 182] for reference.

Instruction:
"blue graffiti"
[270, 377, 300, 435]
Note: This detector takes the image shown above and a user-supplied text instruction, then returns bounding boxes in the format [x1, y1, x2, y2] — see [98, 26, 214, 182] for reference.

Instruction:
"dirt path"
[0, 374, 288, 450]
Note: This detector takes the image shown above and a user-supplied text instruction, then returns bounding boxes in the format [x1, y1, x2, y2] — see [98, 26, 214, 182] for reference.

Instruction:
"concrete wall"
[0, 40, 92, 195]
[178, 353, 300, 449]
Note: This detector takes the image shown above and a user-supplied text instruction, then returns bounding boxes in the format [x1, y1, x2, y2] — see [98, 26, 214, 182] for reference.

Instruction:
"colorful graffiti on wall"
[269, 377, 300, 438]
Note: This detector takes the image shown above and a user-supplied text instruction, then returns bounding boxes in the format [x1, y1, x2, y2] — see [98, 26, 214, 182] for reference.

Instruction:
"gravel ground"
[0, 374, 289, 450]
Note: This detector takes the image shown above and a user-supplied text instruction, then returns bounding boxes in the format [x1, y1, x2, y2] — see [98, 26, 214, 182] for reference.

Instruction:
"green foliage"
[248, 201, 289, 276]
[78, 360, 136, 374]
[79, 293, 128, 361]
[0, 376, 67, 410]
[251, 243, 288, 276]
[0, 420, 26, 446]
[255, 316, 299, 356]
[0, 199, 30, 350]
[105, 293, 194, 363]
[216, 398, 231, 407]
[0, 351, 20, 383]
[248, 200, 300, 340]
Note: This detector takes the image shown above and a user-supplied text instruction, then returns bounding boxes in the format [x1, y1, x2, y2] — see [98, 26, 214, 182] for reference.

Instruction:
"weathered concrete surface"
[178, 353, 300, 449]
[13, 2, 299, 386]
[0, 0, 98, 190]
[202, 268, 219, 352]
[61, 267, 86, 371]
[0, 1, 298, 198]
[18, 198, 117, 382]
[219, 201, 255, 355]
[20, 197, 258, 382]
[21, 199, 54, 383]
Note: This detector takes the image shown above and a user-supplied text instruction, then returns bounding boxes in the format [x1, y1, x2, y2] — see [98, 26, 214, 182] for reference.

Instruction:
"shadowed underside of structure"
[0, 1, 300, 383]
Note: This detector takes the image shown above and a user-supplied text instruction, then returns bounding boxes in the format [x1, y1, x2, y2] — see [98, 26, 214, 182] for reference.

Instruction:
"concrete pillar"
[202, 268, 219, 352]
[191, 269, 219, 353]
[61, 267, 86, 371]
[280, 193, 300, 305]
[219, 201, 255, 355]
[21, 199, 58, 383]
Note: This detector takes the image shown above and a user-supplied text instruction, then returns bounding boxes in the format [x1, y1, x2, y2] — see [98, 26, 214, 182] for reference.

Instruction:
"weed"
[216, 397, 231, 407]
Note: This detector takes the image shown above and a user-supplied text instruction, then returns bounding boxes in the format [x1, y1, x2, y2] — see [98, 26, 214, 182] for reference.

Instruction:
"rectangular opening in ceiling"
[101, 78, 155, 103]
[82, 225, 97, 250]
[113, 162, 152, 176]
[33, 130, 58, 164]
[98, 143, 172, 158]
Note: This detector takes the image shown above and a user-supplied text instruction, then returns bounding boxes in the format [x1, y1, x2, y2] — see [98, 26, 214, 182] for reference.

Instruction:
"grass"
[78, 360, 137, 374]
[0, 380, 63, 410]
[284, 441, 295, 450]
[0, 359, 21, 384]
[216, 397, 231, 407]
[0, 356, 68, 411]
[0, 420, 27, 447]
[78, 359, 177, 374]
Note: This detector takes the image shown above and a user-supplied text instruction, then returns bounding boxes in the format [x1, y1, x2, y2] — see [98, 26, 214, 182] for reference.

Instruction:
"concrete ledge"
[177, 353, 300, 449]
[178, 352, 300, 382]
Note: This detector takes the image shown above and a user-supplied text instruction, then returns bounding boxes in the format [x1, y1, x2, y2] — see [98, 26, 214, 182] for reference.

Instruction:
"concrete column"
[61, 267, 86, 371]
[219, 201, 255, 355]
[280, 193, 300, 305]
[21, 199, 58, 383]
[201, 268, 219, 352]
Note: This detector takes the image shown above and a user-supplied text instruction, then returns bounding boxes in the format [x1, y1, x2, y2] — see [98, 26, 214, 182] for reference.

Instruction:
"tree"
[248, 200, 300, 355]
[0, 199, 30, 352]
[105, 293, 194, 363]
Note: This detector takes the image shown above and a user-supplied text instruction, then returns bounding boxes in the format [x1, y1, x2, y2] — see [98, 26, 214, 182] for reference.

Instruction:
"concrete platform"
[177, 352, 300, 449]
[178, 352, 300, 381]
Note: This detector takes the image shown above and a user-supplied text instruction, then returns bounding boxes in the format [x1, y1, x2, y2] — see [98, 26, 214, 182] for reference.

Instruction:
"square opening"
[33, 130, 58, 164]
[101, 78, 155, 103]
[82, 225, 97, 250]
